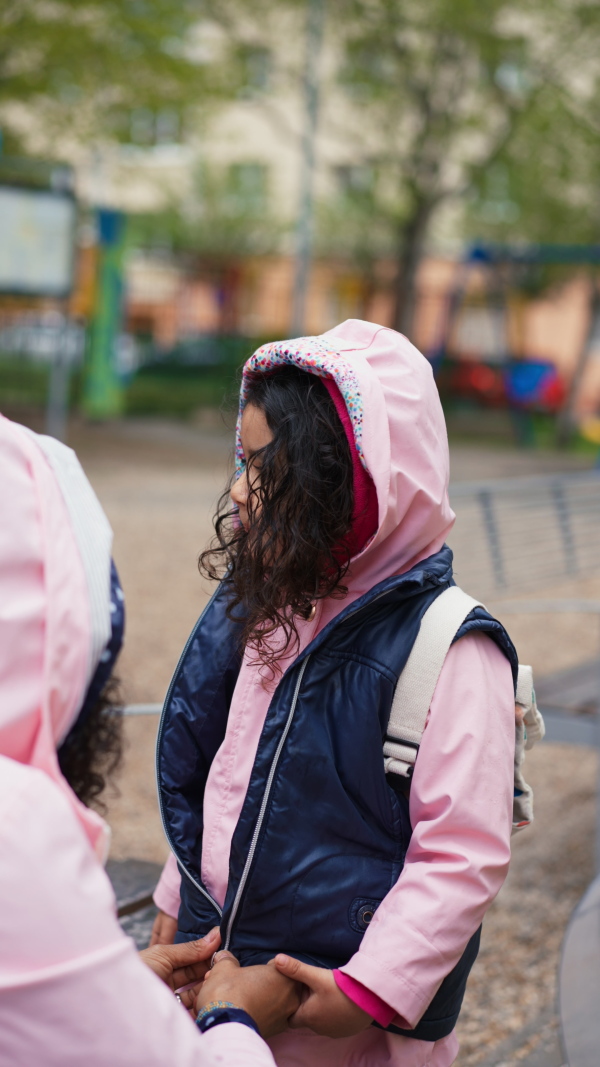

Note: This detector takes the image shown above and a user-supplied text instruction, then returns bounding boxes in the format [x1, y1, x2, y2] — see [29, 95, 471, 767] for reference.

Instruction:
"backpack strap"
[384, 586, 483, 778]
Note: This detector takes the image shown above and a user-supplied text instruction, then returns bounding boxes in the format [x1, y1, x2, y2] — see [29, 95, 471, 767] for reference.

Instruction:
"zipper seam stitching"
[223, 655, 310, 950]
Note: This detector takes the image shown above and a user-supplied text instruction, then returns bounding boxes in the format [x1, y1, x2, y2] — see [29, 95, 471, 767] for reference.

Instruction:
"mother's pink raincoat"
[0, 414, 277, 1067]
[155, 321, 516, 1066]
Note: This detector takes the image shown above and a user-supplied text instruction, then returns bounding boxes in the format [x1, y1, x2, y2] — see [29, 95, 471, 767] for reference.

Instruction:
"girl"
[153, 319, 517, 1066]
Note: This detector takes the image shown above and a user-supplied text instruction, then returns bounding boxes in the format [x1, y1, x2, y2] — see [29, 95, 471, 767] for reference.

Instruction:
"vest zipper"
[157, 579, 439, 933]
[155, 586, 223, 919]
[222, 590, 397, 948]
[223, 654, 310, 951]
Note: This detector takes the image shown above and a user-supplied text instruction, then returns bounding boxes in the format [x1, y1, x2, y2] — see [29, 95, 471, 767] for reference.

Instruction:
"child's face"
[231, 403, 273, 530]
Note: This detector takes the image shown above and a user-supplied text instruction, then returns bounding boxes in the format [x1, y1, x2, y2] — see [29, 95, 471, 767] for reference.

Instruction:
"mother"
[0, 414, 298, 1066]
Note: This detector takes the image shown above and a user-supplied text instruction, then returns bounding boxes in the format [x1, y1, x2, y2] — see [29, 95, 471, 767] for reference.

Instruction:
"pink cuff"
[152, 852, 181, 919]
[333, 970, 396, 1028]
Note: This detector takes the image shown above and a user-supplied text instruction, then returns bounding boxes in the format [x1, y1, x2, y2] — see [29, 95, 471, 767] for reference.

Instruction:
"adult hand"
[273, 955, 373, 1037]
[192, 950, 302, 1038]
[140, 926, 221, 991]
[149, 909, 178, 946]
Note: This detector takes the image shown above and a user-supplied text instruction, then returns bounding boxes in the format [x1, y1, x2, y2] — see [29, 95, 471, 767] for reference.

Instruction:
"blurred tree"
[202, 0, 600, 335]
[0, 0, 218, 148]
[128, 161, 283, 332]
[325, 0, 600, 334]
[5, 0, 599, 345]
[314, 165, 392, 314]
[129, 161, 282, 258]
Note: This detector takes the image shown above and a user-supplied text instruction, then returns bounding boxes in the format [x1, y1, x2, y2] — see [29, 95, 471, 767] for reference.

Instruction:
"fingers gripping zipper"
[223, 655, 310, 951]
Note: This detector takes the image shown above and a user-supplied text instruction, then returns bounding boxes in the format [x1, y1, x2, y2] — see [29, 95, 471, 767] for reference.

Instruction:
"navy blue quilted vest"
[156, 546, 517, 1041]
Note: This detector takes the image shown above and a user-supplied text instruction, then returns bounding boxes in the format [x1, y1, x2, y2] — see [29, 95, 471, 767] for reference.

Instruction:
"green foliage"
[314, 166, 397, 270]
[328, 0, 529, 213]
[0, 0, 217, 147]
[127, 161, 284, 261]
[466, 95, 600, 246]
[0, 353, 235, 419]
[0, 357, 52, 407]
[125, 366, 239, 417]
[308, 0, 600, 320]
[0, 357, 83, 410]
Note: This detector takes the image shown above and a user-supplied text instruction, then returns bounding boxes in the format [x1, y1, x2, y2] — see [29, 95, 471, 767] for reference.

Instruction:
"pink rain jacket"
[155, 321, 516, 1066]
[0, 414, 277, 1067]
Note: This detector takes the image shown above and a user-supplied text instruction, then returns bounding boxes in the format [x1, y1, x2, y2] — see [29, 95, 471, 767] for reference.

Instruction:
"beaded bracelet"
[195, 1002, 260, 1036]
[195, 1000, 237, 1024]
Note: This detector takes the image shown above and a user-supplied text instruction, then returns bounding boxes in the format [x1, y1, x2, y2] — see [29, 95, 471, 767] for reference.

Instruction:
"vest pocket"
[290, 853, 396, 963]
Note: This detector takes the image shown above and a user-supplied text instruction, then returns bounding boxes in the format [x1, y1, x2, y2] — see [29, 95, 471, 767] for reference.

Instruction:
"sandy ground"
[62, 417, 598, 1065]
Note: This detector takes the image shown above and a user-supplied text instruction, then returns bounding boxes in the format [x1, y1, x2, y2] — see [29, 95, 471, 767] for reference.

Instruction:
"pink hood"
[0, 414, 113, 859]
[238, 319, 455, 589]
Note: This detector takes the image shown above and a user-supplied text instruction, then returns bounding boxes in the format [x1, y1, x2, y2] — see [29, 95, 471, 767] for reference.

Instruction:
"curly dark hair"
[200, 365, 355, 671]
[58, 676, 124, 812]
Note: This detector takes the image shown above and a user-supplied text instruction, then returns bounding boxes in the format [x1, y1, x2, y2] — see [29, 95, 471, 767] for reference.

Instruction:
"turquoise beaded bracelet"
[195, 1000, 237, 1025]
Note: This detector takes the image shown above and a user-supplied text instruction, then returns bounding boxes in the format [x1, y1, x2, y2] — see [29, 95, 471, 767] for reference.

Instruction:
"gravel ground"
[64, 417, 598, 1065]
[454, 741, 597, 1066]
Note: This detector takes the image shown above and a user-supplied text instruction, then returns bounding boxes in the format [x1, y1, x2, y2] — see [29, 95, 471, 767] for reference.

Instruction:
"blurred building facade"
[3, 15, 600, 422]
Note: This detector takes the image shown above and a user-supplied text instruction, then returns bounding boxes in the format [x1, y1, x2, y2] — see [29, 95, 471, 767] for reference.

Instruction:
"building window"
[227, 163, 268, 211]
[155, 109, 180, 145]
[238, 45, 272, 96]
[129, 108, 181, 146]
[334, 164, 376, 197]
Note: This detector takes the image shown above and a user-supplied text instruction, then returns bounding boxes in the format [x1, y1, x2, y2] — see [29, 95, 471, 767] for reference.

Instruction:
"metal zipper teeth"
[223, 655, 310, 950]
[155, 586, 223, 919]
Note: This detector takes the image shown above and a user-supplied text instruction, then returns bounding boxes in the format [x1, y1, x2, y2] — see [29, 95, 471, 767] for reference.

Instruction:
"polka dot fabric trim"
[236, 335, 367, 472]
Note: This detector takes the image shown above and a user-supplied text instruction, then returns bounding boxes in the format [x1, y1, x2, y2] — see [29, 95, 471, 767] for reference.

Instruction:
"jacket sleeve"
[337, 631, 515, 1028]
[0, 760, 275, 1067]
[153, 850, 182, 918]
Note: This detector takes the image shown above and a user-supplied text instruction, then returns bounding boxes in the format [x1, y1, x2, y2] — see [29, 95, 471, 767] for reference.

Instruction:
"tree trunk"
[392, 198, 434, 338]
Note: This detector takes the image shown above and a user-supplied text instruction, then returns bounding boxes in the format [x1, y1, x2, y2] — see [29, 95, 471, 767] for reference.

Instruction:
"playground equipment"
[0, 163, 77, 440]
[0, 157, 127, 438]
[432, 243, 600, 444]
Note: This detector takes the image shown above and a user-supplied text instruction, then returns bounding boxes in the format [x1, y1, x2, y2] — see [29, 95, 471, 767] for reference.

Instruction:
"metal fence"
[449, 470, 600, 600]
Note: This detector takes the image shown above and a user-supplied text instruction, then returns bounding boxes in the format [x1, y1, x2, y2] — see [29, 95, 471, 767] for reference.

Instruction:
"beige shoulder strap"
[383, 586, 483, 778]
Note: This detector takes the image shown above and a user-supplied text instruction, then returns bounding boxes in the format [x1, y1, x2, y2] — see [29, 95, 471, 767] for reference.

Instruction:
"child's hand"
[140, 927, 220, 990]
[149, 909, 178, 946]
[273, 955, 373, 1037]
[194, 950, 302, 1037]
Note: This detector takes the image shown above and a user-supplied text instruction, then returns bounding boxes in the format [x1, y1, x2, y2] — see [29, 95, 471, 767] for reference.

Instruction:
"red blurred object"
[448, 361, 506, 406]
[539, 374, 566, 410]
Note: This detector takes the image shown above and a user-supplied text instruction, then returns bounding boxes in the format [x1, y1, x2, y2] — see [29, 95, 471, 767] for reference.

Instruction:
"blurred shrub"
[0, 357, 51, 407]
[0, 335, 273, 420]
[125, 333, 270, 416]
[125, 365, 241, 417]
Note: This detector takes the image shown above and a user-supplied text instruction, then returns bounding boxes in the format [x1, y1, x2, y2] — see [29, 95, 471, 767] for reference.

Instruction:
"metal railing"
[449, 470, 600, 599]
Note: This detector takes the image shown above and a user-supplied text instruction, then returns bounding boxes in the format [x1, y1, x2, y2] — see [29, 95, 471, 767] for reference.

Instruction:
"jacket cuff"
[338, 949, 433, 1030]
[199, 1022, 276, 1065]
[152, 852, 181, 919]
[333, 970, 396, 1027]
